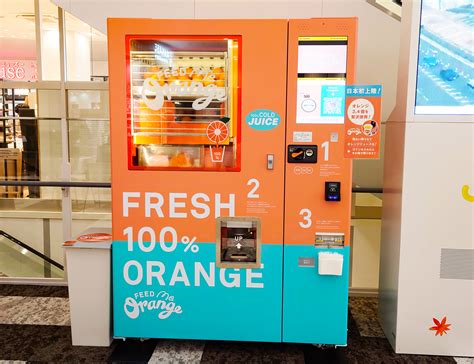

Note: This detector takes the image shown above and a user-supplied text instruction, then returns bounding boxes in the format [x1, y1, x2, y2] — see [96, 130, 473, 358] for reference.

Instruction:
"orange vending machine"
[109, 18, 356, 344]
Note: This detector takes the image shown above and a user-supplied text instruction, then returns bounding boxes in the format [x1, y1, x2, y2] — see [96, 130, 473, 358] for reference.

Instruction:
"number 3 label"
[299, 208, 312, 229]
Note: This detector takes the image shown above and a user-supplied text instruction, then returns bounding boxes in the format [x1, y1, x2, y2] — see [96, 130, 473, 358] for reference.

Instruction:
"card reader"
[325, 181, 341, 201]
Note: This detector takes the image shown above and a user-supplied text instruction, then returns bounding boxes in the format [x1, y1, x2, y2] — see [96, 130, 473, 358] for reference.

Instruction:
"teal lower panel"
[112, 242, 282, 342]
[283, 246, 350, 345]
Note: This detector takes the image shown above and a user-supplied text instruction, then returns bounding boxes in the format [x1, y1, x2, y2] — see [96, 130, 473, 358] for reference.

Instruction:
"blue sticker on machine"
[246, 109, 281, 130]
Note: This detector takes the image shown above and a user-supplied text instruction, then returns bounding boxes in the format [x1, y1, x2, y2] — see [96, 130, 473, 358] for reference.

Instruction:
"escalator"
[0, 230, 64, 279]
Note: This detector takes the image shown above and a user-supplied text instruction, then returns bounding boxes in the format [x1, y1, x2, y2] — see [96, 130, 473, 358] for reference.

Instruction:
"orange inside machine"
[127, 36, 241, 171]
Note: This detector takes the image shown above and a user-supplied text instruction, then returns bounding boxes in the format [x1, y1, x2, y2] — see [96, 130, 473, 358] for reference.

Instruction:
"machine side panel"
[378, 120, 406, 349]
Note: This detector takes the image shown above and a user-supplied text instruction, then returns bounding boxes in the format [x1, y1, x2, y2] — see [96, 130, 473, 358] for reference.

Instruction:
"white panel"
[53, 0, 195, 34]
[66, 246, 111, 345]
[379, 121, 406, 349]
[298, 45, 347, 74]
[195, 0, 322, 19]
[396, 122, 474, 356]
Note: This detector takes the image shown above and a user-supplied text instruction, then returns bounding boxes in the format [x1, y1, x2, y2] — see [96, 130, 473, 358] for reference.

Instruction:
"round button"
[301, 99, 316, 112]
[305, 149, 314, 157]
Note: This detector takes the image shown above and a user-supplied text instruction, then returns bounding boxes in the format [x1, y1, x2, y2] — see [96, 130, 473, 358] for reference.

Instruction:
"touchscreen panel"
[296, 36, 348, 124]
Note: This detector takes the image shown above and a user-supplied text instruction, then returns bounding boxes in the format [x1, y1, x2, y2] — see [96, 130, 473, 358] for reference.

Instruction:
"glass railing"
[0, 230, 64, 279]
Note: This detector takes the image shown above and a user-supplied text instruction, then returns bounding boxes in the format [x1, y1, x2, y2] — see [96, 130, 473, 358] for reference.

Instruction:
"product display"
[128, 37, 239, 171]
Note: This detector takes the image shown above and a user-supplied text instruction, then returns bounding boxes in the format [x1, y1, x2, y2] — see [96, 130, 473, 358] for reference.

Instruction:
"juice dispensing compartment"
[216, 217, 261, 268]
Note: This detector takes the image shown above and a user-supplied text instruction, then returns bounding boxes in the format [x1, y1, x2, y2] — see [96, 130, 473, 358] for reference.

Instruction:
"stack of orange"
[134, 99, 175, 145]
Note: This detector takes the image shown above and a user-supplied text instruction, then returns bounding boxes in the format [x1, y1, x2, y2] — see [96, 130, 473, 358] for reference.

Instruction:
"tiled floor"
[0, 284, 469, 363]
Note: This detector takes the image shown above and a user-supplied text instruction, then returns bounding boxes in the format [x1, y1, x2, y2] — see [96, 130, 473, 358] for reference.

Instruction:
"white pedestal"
[64, 228, 112, 347]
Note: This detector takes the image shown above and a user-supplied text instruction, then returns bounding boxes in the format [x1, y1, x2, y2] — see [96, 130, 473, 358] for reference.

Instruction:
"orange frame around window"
[125, 34, 242, 172]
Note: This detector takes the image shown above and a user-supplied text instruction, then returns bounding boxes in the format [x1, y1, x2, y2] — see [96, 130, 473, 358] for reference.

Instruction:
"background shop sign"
[0, 60, 37, 82]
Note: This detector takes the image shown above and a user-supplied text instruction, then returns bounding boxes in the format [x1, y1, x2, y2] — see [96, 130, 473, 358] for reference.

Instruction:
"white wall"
[352, 219, 381, 289]
[41, 29, 61, 80]
[66, 31, 91, 81]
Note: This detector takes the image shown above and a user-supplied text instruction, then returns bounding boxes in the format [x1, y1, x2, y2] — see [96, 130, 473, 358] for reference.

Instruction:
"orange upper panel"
[108, 19, 288, 244]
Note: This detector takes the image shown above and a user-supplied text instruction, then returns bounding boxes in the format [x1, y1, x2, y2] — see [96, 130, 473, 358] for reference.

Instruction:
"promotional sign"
[344, 85, 382, 159]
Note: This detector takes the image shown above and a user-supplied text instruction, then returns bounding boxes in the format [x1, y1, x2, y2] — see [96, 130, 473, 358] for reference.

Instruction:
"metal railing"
[0, 181, 111, 188]
[0, 180, 383, 193]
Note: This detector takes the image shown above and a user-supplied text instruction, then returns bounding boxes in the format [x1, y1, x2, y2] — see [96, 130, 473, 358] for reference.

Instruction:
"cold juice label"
[246, 109, 281, 130]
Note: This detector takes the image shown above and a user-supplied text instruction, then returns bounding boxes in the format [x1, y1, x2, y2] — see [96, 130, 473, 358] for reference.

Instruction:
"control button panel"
[288, 145, 317, 163]
[325, 181, 341, 201]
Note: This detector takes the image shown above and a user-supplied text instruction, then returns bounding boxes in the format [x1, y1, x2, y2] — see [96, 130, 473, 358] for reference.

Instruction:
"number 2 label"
[247, 178, 260, 199]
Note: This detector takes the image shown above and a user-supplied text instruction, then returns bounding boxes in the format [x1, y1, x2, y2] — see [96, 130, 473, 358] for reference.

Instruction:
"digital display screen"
[415, 0, 474, 115]
[296, 36, 348, 124]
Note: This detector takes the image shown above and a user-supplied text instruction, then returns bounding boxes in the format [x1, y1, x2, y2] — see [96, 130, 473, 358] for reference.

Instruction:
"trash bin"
[63, 227, 112, 346]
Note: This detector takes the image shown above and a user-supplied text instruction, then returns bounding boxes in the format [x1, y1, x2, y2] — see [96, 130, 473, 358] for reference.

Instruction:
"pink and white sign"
[0, 60, 37, 82]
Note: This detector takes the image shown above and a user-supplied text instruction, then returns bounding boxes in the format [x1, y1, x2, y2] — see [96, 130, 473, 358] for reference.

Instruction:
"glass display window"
[126, 36, 241, 171]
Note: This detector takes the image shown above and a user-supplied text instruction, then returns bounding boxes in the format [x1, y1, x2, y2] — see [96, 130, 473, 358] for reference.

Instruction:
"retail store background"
[0, 0, 399, 293]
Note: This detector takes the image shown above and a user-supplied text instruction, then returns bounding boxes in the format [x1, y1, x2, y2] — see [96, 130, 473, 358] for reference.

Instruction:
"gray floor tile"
[0, 296, 70, 326]
[148, 339, 205, 363]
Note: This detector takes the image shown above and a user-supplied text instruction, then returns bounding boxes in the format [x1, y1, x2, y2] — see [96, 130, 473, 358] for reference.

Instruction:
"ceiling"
[0, 0, 107, 61]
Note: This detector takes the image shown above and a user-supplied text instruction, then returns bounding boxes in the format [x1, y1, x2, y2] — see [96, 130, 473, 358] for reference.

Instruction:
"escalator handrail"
[0, 230, 64, 270]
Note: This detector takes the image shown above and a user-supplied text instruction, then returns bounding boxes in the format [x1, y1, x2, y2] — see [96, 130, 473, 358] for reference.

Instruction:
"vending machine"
[108, 18, 357, 345]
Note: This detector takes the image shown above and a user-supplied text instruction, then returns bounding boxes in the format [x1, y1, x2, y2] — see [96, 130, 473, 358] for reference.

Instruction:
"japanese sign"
[344, 85, 382, 159]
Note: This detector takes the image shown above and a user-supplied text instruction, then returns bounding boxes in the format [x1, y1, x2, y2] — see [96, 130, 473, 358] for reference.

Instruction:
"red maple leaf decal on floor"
[429, 316, 451, 336]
